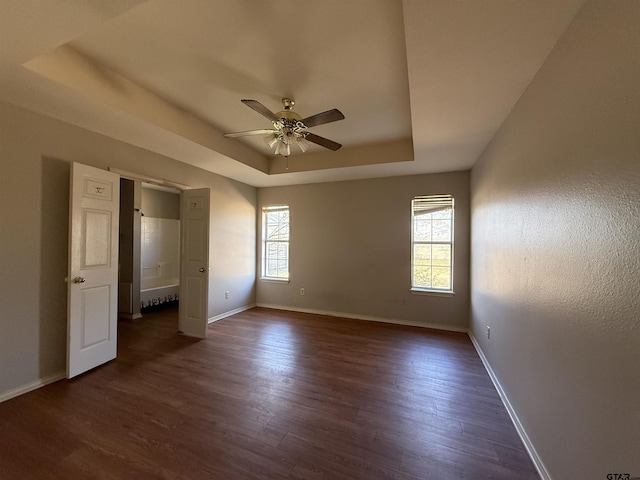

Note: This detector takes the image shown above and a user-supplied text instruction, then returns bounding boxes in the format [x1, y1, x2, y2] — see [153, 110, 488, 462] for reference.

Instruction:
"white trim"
[255, 303, 468, 333]
[108, 167, 190, 190]
[468, 333, 551, 480]
[141, 182, 180, 194]
[410, 288, 455, 297]
[208, 303, 256, 324]
[0, 372, 65, 404]
[259, 277, 290, 284]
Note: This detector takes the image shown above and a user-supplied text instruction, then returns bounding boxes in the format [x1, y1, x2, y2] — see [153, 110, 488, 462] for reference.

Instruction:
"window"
[411, 195, 454, 292]
[262, 205, 290, 280]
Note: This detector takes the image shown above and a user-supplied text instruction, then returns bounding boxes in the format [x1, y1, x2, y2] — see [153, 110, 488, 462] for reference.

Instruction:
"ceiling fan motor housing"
[276, 98, 302, 122]
[274, 98, 307, 143]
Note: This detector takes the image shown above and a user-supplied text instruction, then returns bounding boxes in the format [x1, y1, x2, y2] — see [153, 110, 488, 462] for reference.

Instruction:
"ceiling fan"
[223, 98, 345, 156]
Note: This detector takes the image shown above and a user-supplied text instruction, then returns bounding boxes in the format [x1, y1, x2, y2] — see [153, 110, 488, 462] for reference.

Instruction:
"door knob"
[72, 276, 86, 284]
[199, 267, 206, 273]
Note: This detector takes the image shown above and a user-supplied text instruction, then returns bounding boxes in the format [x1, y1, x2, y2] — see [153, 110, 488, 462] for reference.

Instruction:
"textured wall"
[140, 217, 180, 289]
[470, 1, 640, 478]
[140, 187, 181, 290]
[257, 171, 470, 329]
[141, 186, 180, 220]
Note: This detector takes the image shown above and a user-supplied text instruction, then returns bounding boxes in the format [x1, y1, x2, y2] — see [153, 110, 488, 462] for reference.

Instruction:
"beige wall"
[470, 1, 640, 478]
[0, 101, 256, 399]
[257, 171, 470, 329]
[141, 186, 180, 220]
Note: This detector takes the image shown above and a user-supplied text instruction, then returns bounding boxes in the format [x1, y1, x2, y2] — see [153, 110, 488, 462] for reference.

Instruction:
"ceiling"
[0, 0, 585, 187]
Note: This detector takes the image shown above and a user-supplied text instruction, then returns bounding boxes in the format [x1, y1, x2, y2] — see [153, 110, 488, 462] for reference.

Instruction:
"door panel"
[179, 189, 210, 338]
[80, 285, 112, 347]
[67, 163, 120, 378]
[185, 275, 203, 318]
[83, 209, 112, 267]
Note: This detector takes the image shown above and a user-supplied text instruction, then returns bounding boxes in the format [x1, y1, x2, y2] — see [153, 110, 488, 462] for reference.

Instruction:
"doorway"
[139, 183, 181, 312]
[118, 179, 181, 318]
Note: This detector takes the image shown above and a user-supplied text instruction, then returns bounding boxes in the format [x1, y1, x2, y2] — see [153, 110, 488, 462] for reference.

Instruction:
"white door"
[67, 163, 120, 378]
[179, 188, 210, 338]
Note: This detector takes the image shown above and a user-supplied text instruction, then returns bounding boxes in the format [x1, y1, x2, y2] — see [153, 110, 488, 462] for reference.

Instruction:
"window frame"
[410, 195, 455, 294]
[261, 205, 290, 282]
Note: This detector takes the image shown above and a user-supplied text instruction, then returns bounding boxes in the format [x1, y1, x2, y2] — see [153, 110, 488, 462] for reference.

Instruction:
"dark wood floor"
[0, 306, 539, 479]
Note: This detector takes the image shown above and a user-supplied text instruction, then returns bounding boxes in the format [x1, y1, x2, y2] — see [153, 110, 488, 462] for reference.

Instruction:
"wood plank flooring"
[0, 306, 539, 479]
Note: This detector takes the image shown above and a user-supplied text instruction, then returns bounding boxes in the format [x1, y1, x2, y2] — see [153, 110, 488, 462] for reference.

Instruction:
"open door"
[179, 188, 210, 338]
[67, 163, 120, 378]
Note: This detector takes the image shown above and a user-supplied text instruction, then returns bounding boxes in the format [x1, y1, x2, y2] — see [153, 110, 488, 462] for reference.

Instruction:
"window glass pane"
[266, 260, 278, 277]
[432, 267, 451, 289]
[431, 245, 451, 267]
[431, 208, 451, 220]
[266, 224, 278, 240]
[413, 266, 432, 288]
[276, 243, 288, 258]
[413, 244, 432, 265]
[413, 218, 432, 242]
[268, 225, 287, 241]
[431, 219, 452, 242]
[266, 242, 278, 255]
[274, 210, 288, 222]
[276, 260, 288, 278]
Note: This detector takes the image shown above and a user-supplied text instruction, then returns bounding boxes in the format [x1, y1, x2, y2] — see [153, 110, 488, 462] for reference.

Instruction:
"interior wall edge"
[0, 372, 65, 404]
[468, 333, 551, 480]
[255, 303, 469, 333]
[208, 304, 257, 324]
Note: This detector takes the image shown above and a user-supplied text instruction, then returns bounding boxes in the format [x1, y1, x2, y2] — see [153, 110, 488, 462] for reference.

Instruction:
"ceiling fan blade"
[300, 108, 345, 128]
[305, 132, 342, 151]
[223, 129, 276, 138]
[241, 99, 280, 123]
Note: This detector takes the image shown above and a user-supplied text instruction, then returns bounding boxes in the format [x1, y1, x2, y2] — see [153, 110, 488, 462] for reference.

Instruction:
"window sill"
[410, 288, 455, 297]
[260, 277, 290, 284]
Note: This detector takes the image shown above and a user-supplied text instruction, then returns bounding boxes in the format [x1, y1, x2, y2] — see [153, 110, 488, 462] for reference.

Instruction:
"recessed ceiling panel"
[68, 0, 413, 155]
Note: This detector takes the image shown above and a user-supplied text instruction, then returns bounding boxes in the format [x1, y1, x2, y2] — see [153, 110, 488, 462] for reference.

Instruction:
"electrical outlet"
[225, 291, 230, 300]
[300, 288, 305, 296]
[486, 325, 491, 339]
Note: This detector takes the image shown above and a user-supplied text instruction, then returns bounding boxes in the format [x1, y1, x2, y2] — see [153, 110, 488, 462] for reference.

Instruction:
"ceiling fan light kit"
[223, 98, 345, 157]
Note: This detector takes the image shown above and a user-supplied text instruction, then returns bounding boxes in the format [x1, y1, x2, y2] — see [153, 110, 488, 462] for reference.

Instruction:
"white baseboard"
[208, 303, 256, 324]
[0, 371, 66, 404]
[468, 333, 551, 480]
[255, 303, 468, 333]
